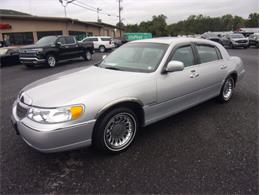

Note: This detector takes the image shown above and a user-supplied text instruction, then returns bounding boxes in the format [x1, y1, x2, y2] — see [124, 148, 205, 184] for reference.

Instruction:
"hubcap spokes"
[104, 113, 136, 149]
[223, 79, 233, 100]
[48, 57, 55, 67]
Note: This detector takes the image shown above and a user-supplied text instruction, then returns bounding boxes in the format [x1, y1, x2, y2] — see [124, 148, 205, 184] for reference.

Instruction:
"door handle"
[190, 70, 199, 78]
[220, 65, 227, 69]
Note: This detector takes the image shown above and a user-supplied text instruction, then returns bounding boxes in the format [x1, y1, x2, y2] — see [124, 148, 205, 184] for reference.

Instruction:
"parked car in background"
[11, 37, 245, 154]
[249, 33, 259, 48]
[201, 32, 222, 44]
[19, 35, 94, 68]
[81, 36, 115, 52]
[0, 47, 20, 67]
[221, 33, 249, 49]
[113, 37, 127, 48]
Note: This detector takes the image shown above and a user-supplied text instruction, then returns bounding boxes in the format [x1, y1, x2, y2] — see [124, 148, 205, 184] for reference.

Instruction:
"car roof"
[132, 37, 217, 45]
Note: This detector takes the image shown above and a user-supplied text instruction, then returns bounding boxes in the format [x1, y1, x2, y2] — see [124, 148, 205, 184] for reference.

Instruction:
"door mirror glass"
[165, 60, 184, 73]
[56, 42, 62, 46]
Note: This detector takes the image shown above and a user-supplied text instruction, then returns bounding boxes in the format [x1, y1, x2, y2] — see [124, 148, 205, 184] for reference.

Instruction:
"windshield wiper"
[103, 66, 122, 71]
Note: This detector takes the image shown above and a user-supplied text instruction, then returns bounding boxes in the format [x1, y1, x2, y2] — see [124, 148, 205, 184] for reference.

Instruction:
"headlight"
[27, 105, 84, 123]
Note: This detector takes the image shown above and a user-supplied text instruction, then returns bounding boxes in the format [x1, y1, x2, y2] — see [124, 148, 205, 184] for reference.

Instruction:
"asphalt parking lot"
[0, 48, 258, 194]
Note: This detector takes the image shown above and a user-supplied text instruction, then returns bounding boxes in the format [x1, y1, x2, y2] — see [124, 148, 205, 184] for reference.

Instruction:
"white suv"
[81, 36, 115, 52]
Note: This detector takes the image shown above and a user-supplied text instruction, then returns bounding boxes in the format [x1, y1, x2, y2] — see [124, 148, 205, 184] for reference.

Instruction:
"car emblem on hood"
[19, 92, 32, 105]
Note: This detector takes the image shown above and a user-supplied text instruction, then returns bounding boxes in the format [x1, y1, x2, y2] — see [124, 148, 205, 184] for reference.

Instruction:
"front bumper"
[20, 57, 46, 64]
[11, 101, 96, 153]
[232, 42, 249, 47]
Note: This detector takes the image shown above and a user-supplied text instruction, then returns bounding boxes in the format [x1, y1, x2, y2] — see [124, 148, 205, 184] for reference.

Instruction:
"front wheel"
[218, 77, 234, 102]
[93, 107, 138, 153]
[83, 50, 92, 61]
[46, 54, 57, 68]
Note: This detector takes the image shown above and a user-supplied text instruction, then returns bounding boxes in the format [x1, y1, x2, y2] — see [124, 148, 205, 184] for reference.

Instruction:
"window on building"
[37, 31, 62, 40]
[2, 32, 34, 45]
[69, 31, 86, 41]
[86, 32, 93, 36]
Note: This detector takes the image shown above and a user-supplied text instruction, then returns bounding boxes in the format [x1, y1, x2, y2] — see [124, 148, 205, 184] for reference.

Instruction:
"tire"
[256, 42, 259, 48]
[218, 77, 234, 102]
[99, 45, 106, 53]
[92, 107, 139, 153]
[83, 50, 92, 61]
[46, 54, 56, 68]
[24, 64, 34, 68]
[230, 42, 234, 49]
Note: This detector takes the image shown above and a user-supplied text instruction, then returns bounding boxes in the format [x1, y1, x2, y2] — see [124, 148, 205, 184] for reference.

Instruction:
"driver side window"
[171, 45, 194, 67]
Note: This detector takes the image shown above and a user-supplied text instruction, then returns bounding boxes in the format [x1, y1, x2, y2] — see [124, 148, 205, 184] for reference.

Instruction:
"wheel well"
[229, 72, 238, 86]
[46, 52, 57, 58]
[96, 101, 145, 127]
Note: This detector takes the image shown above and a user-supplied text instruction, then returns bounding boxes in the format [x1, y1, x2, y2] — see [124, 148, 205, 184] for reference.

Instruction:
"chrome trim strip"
[20, 57, 45, 62]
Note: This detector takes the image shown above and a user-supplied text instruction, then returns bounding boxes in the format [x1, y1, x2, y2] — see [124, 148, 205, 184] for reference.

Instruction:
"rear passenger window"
[101, 38, 111, 41]
[197, 45, 219, 63]
[171, 45, 194, 67]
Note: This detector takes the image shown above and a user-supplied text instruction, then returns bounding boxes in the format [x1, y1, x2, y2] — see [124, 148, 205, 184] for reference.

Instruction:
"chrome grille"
[16, 103, 28, 119]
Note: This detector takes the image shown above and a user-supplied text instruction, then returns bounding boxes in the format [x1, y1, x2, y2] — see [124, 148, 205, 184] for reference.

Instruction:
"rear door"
[56, 37, 68, 59]
[64, 36, 81, 58]
[194, 43, 227, 101]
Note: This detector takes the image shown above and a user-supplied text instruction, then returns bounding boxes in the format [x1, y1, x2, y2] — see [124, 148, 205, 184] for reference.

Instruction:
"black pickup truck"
[19, 35, 94, 68]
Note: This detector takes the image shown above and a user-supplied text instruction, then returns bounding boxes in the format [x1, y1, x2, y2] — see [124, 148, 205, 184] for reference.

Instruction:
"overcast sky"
[1, 0, 259, 25]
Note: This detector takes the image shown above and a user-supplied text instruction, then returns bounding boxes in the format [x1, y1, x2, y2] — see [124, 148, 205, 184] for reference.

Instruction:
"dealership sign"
[0, 24, 12, 29]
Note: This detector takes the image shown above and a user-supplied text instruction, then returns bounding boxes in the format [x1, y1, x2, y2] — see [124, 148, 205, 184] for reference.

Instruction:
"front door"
[156, 44, 202, 118]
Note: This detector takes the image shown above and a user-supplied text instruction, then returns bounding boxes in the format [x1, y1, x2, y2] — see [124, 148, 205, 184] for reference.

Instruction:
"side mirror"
[165, 60, 184, 73]
[102, 55, 107, 60]
[56, 42, 62, 47]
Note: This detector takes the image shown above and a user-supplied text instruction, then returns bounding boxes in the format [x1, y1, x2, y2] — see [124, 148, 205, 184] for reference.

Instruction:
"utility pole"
[59, 0, 75, 17]
[97, 8, 102, 22]
[118, 0, 123, 37]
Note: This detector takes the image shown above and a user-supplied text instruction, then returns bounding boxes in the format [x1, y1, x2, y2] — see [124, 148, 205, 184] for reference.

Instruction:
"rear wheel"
[218, 77, 234, 102]
[46, 54, 56, 68]
[99, 45, 106, 53]
[93, 107, 138, 153]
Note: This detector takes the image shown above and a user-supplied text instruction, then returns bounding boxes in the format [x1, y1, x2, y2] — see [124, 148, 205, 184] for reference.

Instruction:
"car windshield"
[0, 48, 8, 55]
[230, 34, 245, 39]
[99, 42, 169, 73]
[35, 36, 57, 46]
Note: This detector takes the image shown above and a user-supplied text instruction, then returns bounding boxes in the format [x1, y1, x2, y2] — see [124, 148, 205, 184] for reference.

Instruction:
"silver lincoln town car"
[11, 37, 245, 153]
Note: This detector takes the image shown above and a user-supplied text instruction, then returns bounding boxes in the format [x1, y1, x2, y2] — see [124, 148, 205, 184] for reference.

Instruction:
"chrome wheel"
[99, 46, 105, 53]
[223, 78, 233, 100]
[47, 56, 56, 67]
[104, 112, 136, 151]
[86, 51, 92, 60]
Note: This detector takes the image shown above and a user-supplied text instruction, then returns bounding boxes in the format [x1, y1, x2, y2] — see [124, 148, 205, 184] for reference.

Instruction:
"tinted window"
[197, 45, 219, 63]
[65, 36, 75, 44]
[36, 36, 57, 46]
[85, 38, 98, 42]
[37, 31, 62, 40]
[101, 38, 111, 41]
[171, 45, 194, 67]
[2, 32, 33, 45]
[57, 37, 65, 44]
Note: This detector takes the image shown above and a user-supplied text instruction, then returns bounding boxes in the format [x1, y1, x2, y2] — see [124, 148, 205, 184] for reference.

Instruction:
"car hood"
[21, 66, 150, 107]
[20, 44, 51, 50]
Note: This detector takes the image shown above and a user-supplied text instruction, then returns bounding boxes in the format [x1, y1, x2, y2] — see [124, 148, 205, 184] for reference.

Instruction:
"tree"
[246, 13, 259, 27]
